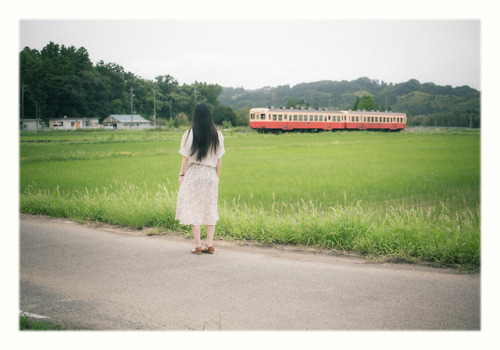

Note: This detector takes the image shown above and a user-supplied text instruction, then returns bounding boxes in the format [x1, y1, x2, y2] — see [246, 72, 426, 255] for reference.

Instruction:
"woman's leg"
[206, 225, 215, 247]
[191, 225, 202, 248]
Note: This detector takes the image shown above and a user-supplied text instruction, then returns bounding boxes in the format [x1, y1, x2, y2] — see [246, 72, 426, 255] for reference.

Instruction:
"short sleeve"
[179, 130, 192, 157]
[217, 131, 225, 159]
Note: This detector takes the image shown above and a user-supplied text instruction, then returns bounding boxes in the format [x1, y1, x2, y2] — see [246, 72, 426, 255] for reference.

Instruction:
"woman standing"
[175, 103, 225, 255]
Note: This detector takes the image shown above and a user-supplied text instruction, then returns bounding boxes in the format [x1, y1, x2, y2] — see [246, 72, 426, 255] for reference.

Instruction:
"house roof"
[49, 117, 99, 121]
[107, 114, 149, 123]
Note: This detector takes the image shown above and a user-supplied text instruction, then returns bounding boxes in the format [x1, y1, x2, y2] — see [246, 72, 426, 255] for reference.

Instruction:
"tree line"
[219, 77, 481, 128]
[20, 42, 242, 127]
[20, 43, 480, 129]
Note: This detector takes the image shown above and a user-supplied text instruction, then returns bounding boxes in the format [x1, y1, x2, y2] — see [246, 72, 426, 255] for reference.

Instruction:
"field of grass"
[19, 128, 480, 270]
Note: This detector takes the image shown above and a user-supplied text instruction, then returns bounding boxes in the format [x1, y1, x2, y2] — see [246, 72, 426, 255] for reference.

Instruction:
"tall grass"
[20, 180, 480, 269]
[20, 129, 480, 269]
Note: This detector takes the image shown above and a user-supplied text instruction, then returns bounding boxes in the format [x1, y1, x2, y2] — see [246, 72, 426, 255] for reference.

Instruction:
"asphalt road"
[19, 214, 480, 330]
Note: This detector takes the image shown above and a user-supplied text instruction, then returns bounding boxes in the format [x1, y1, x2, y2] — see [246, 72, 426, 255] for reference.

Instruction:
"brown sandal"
[202, 246, 215, 254]
[191, 247, 202, 255]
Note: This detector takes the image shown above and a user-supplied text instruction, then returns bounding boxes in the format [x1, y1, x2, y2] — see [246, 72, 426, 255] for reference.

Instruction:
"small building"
[20, 119, 44, 131]
[49, 117, 100, 130]
[103, 115, 151, 130]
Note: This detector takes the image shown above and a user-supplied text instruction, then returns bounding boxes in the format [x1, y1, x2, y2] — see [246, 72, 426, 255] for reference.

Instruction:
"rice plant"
[20, 128, 480, 269]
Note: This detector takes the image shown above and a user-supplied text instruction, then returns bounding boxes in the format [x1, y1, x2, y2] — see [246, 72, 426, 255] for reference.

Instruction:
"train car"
[249, 107, 406, 132]
[344, 110, 407, 131]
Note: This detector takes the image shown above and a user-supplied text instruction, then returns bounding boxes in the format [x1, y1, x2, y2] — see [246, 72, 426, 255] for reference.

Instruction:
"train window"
[284, 115, 287, 120]
[250, 114, 254, 120]
[299, 115, 302, 121]
[278, 115, 282, 121]
[320, 115, 323, 121]
[308, 115, 312, 121]
[314, 115, 318, 121]
[261, 114, 266, 120]
[293, 115, 297, 121]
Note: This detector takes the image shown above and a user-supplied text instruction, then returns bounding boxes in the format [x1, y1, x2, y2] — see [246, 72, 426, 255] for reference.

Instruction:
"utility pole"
[35, 101, 38, 133]
[129, 86, 134, 123]
[21, 82, 25, 128]
[153, 87, 156, 128]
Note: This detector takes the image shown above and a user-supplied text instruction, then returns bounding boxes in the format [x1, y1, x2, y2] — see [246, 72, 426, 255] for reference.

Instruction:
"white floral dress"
[175, 130, 225, 225]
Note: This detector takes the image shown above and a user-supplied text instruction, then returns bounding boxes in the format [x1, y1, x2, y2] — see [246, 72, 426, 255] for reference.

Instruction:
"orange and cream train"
[249, 107, 406, 132]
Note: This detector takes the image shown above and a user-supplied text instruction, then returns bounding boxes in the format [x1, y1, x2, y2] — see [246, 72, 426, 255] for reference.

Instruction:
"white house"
[49, 117, 100, 130]
[103, 115, 151, 130]
[20, 119, 44, 131]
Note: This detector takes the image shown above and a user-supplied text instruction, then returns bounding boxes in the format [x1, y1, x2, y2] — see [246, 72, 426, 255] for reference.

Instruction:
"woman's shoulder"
[217, 129, 224, 139]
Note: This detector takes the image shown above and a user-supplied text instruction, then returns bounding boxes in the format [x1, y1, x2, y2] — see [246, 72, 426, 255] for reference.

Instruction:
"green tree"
[353, 95, 379, 111]
[235, 107, 250, 126]
[173, 112, 189, 127]
[212, 104, 237, 126]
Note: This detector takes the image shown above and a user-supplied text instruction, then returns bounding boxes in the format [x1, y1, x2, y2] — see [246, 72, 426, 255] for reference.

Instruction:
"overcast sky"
[19, 19, 480, 90]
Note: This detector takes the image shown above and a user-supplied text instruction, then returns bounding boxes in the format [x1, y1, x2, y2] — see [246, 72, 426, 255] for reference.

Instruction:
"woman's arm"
[178, 156, 189, 185]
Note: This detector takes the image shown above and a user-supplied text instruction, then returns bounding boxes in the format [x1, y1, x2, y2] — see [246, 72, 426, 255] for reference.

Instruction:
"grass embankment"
[20, 128, 480, 270]
[20, 315, 63, 330]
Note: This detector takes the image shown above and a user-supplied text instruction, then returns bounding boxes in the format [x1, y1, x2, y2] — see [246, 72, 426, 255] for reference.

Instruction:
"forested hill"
[20, 42, 480, 128]
[219, 78, 481, 127]
[20, 42, 238, 126]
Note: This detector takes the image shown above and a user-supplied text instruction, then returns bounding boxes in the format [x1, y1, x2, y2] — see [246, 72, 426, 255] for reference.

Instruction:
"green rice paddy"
[19, 128, 480, 269]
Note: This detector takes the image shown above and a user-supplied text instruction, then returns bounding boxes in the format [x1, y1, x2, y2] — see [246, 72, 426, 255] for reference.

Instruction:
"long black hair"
[187, 103, 220, 162]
